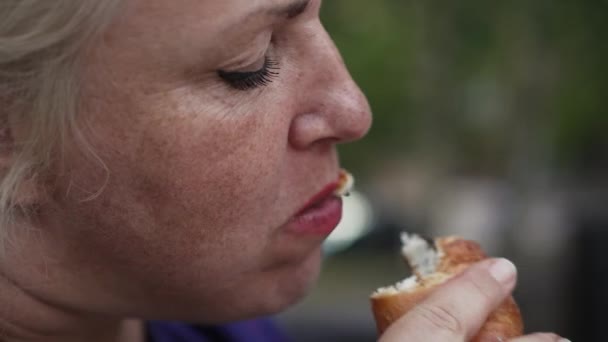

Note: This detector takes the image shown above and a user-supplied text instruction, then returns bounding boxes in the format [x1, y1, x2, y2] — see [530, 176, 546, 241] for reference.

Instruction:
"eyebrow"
[267, 0, 311, 19]
[220, 0, 312, 35]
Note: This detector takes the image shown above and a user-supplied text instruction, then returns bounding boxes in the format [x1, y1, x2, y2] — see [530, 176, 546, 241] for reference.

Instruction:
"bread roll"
[334, 169, 354, 197]
[371, 234, 524, 341]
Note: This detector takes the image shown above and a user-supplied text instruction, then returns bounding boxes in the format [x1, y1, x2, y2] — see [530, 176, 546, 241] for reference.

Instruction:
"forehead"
[99, 0, 314, 71]
[105, 0, 311, 58]
[124, 0, 305, 30]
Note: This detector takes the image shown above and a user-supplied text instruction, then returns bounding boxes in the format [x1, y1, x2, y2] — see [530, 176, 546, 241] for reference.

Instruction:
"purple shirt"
[146, 319, 289, 342]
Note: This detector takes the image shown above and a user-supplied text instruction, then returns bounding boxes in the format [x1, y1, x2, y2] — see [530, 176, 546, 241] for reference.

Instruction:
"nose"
[288, 27, 372, 150]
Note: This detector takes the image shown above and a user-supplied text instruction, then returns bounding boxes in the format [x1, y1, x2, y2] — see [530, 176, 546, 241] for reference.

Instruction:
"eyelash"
[218, 57, 280, 91]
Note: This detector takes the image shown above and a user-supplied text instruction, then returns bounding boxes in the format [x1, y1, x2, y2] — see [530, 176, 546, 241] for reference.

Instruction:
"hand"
[509, 334, 571, 342]
[378, 258, 569, 342]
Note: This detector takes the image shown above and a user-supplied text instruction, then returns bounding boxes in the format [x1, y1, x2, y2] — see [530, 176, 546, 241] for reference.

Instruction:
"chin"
[255, 247, 324, 316]
[162, 248, 324, 323]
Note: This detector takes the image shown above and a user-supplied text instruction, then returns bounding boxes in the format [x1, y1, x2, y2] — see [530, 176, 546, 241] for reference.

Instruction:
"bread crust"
[371, 236, 524, 341]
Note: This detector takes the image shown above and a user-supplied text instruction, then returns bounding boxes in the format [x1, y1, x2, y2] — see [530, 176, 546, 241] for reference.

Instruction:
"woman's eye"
[218, 57, 280, 91]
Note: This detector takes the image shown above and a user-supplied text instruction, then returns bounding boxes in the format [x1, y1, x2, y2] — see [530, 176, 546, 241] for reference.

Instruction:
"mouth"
[286, 170, 355, 236]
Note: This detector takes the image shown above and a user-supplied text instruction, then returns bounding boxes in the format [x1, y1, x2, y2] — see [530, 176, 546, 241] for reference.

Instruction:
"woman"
[0, 0, 566, 341]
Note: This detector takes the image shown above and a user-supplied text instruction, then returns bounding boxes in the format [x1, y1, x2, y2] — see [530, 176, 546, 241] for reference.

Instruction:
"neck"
[0, 273, 144, 342]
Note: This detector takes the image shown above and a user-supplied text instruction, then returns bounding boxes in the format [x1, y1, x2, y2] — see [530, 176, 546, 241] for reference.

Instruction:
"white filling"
[401, 233, 442, 277]
[372, 233, 444, 296]
[373, 275, 418, 295]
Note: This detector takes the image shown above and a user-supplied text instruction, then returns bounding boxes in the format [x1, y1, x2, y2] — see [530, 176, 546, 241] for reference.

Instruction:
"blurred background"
[276, 0, 607, 341]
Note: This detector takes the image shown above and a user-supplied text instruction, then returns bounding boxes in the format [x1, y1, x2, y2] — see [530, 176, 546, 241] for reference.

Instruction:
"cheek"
[75, 91, 294, 269]
[44, 104, 294, 313]
[140, 107, 290, 229]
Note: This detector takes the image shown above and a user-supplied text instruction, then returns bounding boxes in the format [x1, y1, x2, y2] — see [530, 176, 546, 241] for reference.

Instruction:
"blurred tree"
[322, 0, 607, 178]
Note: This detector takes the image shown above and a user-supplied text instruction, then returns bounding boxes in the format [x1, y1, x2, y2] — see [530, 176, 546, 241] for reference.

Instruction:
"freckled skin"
[0, 0, 371, 333]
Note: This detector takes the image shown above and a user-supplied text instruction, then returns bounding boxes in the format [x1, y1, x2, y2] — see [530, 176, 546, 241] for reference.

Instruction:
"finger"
[508, 333, 570, 342]
[381, 258, 517, 341]
[413, 258, 517, 340]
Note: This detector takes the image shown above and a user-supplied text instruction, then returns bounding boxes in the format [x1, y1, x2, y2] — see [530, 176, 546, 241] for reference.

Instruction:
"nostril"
[288, 113, 335, 150]
[288, 102, 371, 150]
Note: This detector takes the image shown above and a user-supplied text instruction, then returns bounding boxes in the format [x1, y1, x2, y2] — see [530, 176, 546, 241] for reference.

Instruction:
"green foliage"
[321, 0, 607, 175]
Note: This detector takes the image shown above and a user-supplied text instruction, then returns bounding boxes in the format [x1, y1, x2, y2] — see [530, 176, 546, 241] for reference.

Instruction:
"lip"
[285, 174, 344, 236]
[296, 179, 340, 216]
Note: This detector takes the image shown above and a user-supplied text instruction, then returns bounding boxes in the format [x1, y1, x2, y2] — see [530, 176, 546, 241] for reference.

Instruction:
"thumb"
[379, 258, 517, 342]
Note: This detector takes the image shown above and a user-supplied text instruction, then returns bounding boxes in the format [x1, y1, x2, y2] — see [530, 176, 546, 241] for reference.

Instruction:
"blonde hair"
[0, 0, 122, 235]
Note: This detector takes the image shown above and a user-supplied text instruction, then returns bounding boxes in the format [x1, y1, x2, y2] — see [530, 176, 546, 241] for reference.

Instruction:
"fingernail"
[488, 258, 517, 284]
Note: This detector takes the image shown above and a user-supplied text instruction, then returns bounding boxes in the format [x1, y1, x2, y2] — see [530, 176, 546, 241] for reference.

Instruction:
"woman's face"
[6, 0, 371, 323]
